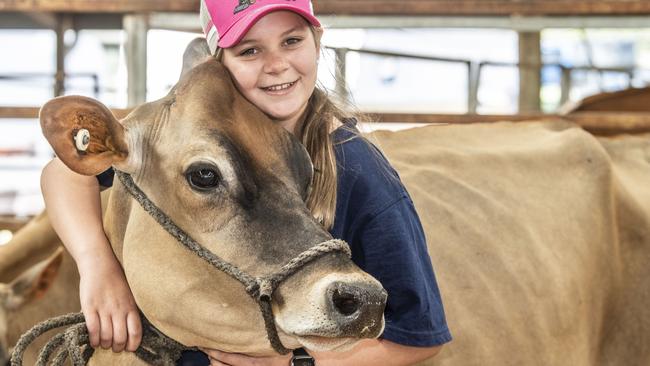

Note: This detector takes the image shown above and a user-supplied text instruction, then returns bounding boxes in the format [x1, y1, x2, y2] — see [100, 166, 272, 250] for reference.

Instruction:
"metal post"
[334, 47, 349, 103]
[559, 66, 572, 106]
[518, 31, 542, 113]
[467, 61, 481, 114]
[627, 70, 634, 88]
[124, 14, 148, 107]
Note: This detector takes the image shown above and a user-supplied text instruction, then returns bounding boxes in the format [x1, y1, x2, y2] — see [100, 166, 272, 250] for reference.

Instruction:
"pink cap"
[200, 0, 321, 54]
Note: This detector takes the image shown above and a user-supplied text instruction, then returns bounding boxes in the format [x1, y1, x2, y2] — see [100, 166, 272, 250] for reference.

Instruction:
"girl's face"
[222, 11, 320, 132]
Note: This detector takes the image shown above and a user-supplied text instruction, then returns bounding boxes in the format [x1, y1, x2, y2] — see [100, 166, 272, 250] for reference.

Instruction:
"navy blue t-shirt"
[97, 120, 451, 363]
[330, 120, 451, 347]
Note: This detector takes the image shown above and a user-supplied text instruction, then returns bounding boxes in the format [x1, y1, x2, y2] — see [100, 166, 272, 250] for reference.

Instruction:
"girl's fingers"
[99, 314, 113, 349]
[112, 314, 128, 352]
[209, 359, 231, 366]
[201, 348, 220, 359]
[202, 349, 251, 365]
[84, 311, 101, 348]
[126, 311, 143, 352]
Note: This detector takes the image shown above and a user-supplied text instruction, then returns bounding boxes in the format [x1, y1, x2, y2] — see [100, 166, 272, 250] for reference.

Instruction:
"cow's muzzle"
[326, 281, 387, 338]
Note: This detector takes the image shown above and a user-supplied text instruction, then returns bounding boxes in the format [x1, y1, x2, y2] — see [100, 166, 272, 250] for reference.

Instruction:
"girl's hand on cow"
[78, 243, 142, 353]
[201, 348, 293, 366]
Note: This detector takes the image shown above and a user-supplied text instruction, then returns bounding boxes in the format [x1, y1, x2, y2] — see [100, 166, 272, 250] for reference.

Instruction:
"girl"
[40, 1, 451, 365]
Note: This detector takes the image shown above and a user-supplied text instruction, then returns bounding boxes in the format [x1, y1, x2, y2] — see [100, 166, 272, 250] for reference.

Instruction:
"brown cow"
[561, 86, 650, 113]
[367, 121, 650, 365]
[31, 38, 387, 364]
[0, 247, 79, 365]
[0, 212, 61, 283]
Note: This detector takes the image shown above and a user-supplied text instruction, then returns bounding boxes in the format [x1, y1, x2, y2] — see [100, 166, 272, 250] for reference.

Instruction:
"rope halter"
[114, 170, 351, 355]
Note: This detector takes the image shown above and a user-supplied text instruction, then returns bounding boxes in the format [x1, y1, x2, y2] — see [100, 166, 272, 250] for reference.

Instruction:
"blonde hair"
[298, 87, 350, 230]
[215, 25, 359, 230]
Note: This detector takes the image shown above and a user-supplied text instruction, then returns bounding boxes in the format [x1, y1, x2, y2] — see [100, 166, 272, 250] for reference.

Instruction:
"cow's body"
[367, 121, 650, 365]
[0, 212, 61, 283]
[562, 86, 650, 113]
[0, 241, 80, 365]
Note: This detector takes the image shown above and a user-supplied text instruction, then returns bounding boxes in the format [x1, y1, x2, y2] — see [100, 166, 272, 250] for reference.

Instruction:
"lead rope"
[11, 313, 187, 366]
[11, 170, 351, 365]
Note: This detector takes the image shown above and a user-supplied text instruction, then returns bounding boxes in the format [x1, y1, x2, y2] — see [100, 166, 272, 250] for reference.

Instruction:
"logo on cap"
[234, 0, 256, 14]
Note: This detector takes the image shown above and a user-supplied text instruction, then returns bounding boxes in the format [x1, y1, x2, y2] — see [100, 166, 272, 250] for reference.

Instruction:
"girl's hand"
[78, 248, 142, 353]
[201, 348, 293, 366]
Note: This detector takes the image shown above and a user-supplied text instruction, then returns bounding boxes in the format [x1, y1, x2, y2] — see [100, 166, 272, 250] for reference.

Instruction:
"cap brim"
[217, 5, 321, 49]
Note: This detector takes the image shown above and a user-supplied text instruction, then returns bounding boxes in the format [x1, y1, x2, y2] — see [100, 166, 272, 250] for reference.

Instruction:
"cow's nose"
[326, 281, 387, 337]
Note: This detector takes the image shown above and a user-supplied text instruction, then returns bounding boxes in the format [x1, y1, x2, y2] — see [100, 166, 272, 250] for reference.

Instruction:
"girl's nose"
[263, 52, 290, 74]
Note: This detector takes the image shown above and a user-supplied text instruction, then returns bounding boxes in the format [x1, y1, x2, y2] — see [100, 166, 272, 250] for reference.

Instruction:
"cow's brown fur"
[367, 122, 650, 366]
[0, 248, 79, 365]
[561, 87, 650, 113]
[0, 212, 60, 283]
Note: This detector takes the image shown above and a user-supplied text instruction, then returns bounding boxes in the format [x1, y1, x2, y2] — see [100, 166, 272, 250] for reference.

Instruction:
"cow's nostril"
[332, 288, 361, 316]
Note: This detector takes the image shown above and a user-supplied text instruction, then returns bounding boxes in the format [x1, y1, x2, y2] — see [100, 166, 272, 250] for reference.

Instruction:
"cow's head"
[39, 38, 386, 354]
[0, 249, 64, 364]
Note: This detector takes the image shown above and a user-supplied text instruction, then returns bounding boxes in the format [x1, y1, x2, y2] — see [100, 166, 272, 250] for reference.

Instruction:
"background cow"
[369, 121, 650, 365]
[0, 247, 79, 365]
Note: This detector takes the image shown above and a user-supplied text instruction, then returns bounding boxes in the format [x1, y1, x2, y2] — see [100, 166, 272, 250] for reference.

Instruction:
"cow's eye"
[186, 165, 221, 191]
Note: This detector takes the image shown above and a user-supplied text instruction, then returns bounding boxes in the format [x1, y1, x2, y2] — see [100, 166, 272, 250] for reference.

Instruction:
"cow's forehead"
[124, 58, 309, 188]
[168, 60, 299, 165]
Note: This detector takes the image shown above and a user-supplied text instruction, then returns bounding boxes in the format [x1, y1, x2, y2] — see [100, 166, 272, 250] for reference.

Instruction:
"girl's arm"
[202, 338, 443, 366]
[41, 158, 142, 352]
[310, 338, 442, 366]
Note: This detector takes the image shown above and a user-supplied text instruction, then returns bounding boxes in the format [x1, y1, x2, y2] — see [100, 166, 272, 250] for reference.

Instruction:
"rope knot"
[258, 279, 275, 302]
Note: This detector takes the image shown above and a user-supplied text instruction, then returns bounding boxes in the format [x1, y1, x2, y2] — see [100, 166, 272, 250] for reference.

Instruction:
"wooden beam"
[3, 1, 650, 15]
[0, 0, 199, 13]
[314, 1, 650, 16]
[2, 107, 649, 136]
[54, 14, 73, 97]
[0, 107, 130, 119]
[124, 14, 149, 107]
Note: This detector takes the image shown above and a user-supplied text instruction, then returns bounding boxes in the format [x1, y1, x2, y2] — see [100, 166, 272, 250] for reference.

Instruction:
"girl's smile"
[260, 78, 299, 95]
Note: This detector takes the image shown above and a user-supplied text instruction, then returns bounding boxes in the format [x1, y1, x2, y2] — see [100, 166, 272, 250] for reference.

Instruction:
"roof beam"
[0, 0, 199, 13]
[2, 1, 650, 15]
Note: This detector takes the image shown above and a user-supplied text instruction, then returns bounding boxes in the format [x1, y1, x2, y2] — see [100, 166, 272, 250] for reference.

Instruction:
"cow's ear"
[40, 95, 130, 176]
[3, 249, 63, 310]
[180, 37, 211, 78]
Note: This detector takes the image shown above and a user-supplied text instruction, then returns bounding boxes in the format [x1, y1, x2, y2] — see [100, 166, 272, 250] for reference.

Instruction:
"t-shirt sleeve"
[358, 196, 452, 347]
[96, 167, 115, 188]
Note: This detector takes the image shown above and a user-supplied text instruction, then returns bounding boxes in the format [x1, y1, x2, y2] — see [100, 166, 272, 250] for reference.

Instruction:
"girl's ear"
[40, 95, 132, 176]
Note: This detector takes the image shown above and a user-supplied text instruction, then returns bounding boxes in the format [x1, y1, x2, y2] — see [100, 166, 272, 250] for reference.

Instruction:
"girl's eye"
[285, 37, 302, 46]
[186, 166, 222, 191]
[239, 48, 258, 56]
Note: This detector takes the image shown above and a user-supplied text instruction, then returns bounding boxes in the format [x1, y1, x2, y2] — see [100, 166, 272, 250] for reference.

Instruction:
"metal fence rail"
[0, 48, 646, 120]
[0, 72, 102, 97]
[325, 46, 643, 113]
